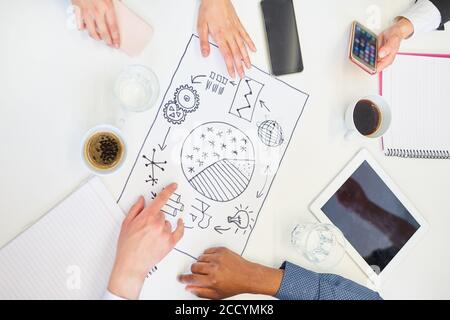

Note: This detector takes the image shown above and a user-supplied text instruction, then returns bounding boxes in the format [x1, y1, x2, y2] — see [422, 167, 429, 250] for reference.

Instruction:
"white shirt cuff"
[400, 0, 442, 37]
[103, 290, 128, 300]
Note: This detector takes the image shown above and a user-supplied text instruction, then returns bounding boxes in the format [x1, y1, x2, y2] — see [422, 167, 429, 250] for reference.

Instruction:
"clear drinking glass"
[115, 64, 160, 113]
[291, 223, 346, 270]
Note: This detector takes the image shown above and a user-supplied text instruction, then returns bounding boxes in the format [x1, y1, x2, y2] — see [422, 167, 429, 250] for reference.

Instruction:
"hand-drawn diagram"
[256, 165, 270, 199]
[151, 191, 185, 217]
[163, 101, 186, 125]
[175, 85, 200, 113]
[158, 127, 171, 151]
[198, 213, 212, 229]
[191, 74, 206, 85]
[143, 149, 167, 186]
[229, 77, 264, 122]
[227, 205, 255, 235]
[206, 71, 229, 96]
[117, 35, 310, 274]
[181, 122, 255, 202]
[163, 84, 200, 125]
[214, 225, 231, 234]
[259, 100, 271, 113]
[257, 120, 284, 147]
[190, 198, 212, 229]
[146, 266, 158, 278]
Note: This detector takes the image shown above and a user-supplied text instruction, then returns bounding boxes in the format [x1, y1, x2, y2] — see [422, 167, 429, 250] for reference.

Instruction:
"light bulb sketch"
[227, 205, 255, 235]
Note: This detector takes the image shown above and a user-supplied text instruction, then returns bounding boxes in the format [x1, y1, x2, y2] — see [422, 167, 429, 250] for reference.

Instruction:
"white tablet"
[310, 149, 427, 284]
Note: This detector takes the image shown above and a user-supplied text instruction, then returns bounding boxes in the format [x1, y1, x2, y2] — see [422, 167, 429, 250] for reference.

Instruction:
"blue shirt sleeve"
[275, 262, 382, 300]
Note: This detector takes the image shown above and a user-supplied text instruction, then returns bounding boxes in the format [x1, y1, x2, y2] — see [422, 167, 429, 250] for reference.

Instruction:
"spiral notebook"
[380, 53, 450, 159]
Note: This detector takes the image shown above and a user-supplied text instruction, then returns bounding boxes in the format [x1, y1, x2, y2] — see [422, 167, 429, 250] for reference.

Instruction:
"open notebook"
[0, 178, 124, 300]
[381, 53, 450, 159]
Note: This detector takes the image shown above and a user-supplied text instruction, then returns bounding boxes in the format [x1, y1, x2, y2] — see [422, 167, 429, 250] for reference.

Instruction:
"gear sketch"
[163, 101, 186, 125]
[162, 85, 200, 125]
[174, 85, 200, 113]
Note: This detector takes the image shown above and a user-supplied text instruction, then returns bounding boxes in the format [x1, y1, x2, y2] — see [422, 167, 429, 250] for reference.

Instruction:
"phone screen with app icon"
[351, 22, 378, 72]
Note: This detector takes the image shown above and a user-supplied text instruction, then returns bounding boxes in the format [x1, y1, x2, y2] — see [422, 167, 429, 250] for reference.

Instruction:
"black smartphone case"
[261, 0, 304, 76]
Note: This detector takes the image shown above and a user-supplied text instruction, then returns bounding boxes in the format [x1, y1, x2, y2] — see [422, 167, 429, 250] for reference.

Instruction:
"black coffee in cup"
[84, 132, 124, 171]
[353, 99, 382, 136]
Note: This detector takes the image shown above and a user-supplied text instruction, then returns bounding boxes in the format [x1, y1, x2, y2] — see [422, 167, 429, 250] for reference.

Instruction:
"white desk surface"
[1, 0, 449, 300]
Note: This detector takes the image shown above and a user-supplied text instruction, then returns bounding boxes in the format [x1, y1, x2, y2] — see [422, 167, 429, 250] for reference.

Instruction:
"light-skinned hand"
[377, 18, 414, 72]
[198, 0, 257, 79]
[179, 247, 283, 299]
[72, 0, 120, 48]
[108, 183, 184, 299]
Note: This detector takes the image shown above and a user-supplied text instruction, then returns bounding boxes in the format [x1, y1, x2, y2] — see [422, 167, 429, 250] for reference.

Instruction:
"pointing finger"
[145, 183, 178, 215]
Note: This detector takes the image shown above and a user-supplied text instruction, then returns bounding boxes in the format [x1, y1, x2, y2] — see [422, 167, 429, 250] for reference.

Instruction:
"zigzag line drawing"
[236, 79, 253, 118]
[229, 77, 264, 122]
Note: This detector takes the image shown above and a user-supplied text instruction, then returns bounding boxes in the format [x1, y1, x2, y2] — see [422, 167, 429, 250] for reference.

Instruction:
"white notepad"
[0, 178, 124, 300]
[381, 53, 450, 159]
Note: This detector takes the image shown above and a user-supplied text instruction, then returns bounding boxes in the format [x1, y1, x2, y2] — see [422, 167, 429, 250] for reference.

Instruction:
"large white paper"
[118, 35, 309, 298]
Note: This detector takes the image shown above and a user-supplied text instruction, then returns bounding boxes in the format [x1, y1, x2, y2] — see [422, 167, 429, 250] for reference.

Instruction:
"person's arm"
[105, 183, 184, 300]
[377, 0, 442, 71]
[401, 0, 443, 36]
[72, 0, 120, 48]
[429, 0, 450, 26]
[197, 0, 256, 79]
[276, 262, 382, 300]
[179, 247, 382, 300]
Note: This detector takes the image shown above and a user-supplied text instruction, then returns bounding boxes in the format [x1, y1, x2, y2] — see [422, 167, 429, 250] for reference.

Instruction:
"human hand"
[72, 0, 120, 48]
[179, 247, 283, 299]
[108, 183, 184, 299]
[198, 0, 256, 79]
[377, 18, 414, 72]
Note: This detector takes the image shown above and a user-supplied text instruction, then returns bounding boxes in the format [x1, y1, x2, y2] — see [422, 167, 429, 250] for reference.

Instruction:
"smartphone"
[261, 0, 303, 76]
[349, 21, 378, 74]
[114, 0, 153, 57]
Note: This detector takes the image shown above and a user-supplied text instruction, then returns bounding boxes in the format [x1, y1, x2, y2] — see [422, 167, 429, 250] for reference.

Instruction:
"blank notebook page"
[0, 178, 124, 300]
[382, 54, 450, 157]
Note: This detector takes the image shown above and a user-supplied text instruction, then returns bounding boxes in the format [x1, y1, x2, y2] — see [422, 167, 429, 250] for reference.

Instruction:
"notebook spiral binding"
[385, 149, 450, 159]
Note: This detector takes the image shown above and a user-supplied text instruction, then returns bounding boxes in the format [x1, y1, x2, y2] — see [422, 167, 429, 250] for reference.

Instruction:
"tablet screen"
[321, 161, 420, 273]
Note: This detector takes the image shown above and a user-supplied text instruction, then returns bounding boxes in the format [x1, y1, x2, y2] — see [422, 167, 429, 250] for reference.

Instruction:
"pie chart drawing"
[181, 122, 255, 202]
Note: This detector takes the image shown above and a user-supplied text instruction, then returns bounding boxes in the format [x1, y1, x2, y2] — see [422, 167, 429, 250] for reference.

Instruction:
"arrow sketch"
[158, 127, 171, 151]
[191, 74, 206, 84]
[214, 226, 231, 234]
[256, 165, 270, 198]
[260, 100, 271, 112]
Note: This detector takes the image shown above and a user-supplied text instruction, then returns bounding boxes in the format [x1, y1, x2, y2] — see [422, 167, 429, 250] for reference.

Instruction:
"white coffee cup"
[344, 95, 392, 140]
[81, 124, 127, 175]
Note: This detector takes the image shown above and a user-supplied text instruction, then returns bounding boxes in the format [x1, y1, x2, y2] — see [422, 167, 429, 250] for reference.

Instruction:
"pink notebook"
[380, 52, 450, 159]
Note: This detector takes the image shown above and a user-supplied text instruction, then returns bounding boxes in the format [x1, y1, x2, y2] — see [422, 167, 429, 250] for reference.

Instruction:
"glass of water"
[115, 64, 160, 113]
[291, 223, 346, 270]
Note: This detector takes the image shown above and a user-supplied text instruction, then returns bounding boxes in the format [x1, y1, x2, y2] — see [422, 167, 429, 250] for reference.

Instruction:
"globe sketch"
[257, 120, 284, 147]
